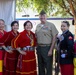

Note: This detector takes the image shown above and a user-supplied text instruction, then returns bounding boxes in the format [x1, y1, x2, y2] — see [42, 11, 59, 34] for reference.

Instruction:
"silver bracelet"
[3, 47, 8, 51]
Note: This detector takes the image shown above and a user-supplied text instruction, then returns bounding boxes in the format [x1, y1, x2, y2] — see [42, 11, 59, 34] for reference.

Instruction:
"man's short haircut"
[39, 10, 46, 15]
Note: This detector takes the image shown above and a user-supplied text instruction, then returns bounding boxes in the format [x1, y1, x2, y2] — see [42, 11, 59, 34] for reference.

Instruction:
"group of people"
[0, 10, 74, 75]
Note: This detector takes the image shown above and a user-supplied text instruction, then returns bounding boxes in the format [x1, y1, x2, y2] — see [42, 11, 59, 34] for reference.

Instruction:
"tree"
[16, 0, 76, 17]
[51, 0, 76, 38]
[68, 0, 76, 39]
[16, 0, 76, 38]
[16, 0, 72, 17]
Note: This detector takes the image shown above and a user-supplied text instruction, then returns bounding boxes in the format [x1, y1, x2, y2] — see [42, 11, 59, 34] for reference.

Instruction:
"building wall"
[16, 18, 74, 35]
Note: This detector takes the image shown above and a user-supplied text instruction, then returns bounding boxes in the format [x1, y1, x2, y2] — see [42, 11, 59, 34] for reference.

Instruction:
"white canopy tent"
[0, 0, 16, 31]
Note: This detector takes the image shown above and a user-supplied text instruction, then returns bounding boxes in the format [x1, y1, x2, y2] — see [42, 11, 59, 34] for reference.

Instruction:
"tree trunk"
[68, 0, 76, 40]
[74, 17, 76, 40]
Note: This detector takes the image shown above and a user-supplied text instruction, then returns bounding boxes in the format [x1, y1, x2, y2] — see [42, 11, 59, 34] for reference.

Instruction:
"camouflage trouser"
[36, 46, 53, 75]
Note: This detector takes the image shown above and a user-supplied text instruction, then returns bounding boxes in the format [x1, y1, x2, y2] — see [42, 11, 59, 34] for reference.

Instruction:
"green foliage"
[16, 0, 32, 12]
[16, 0, 76, 17]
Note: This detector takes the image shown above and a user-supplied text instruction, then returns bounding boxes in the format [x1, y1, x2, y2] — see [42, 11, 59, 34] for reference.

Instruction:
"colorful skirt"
[60, 64, 74, 75]
[4, 50, 19, 75]
[0, 50, 5, 75]
[16, 51, 37, 75]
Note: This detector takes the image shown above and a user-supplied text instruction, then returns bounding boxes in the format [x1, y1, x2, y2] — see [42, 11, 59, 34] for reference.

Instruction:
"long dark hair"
[24, 21, 33, 28]
[11, 21, 19, 27]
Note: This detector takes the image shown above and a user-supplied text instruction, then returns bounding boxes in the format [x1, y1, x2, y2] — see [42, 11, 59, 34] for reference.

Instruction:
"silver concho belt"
[23, 46, 35, 51]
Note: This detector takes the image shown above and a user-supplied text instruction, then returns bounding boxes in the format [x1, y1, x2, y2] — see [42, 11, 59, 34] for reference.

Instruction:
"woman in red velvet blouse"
[0, 21, 19, 75]
[0, 19, 7, 75]
[12, 21, 37, 75]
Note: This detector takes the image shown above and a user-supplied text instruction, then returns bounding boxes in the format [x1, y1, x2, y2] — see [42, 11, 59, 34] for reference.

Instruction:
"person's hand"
[48, 50, 52, 56]
[6, 50, 13, 53]
[2, 45, 13, 53]
[20, 51, 26, 55]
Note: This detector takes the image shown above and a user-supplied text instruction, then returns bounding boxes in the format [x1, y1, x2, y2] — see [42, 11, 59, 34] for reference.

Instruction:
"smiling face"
[61, 22, 69, 32]
[39, 14, 47, 23]
[0, 20, 5, 30]
[12, 23, 19, 31]
[24, 22, 32, 31]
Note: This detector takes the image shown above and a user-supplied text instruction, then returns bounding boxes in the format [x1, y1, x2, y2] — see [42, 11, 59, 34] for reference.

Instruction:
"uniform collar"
[41, 21, 47, 25]
[24, 30, 33, 34]
[11, 30, 19, 36]
[62, 30, 69, 34]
